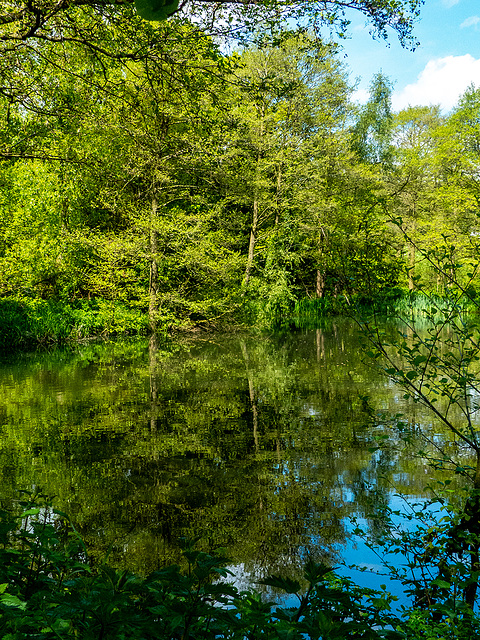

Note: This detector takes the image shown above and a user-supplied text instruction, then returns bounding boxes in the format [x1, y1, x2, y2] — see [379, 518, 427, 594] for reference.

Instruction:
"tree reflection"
[0, 321, 464, 582]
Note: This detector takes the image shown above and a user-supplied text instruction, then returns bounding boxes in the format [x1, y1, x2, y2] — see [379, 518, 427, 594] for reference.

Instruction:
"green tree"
[218, 34, 356, 324]
[0, 0, 424, 49]
[351, 72, 395, 167]
[389, 105, 445, 290]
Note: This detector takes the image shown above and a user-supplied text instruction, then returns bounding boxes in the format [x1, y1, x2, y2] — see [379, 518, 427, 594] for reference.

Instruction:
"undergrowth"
[290, 289, 473, 330]
[0, 297, 151, 350]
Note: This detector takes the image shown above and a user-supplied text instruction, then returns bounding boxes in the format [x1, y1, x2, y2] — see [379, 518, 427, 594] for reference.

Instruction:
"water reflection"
[0, 320, 467, 591]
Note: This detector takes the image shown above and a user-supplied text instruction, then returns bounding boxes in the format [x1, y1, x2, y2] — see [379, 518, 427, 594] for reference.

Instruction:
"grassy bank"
[0, 288, 477, 351]
[288, 288, 479, 330]
[0, 297, 151, 351]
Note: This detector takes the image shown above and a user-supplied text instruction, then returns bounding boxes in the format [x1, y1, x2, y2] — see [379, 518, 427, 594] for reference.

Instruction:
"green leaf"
[430, 578, 450, 589]
[20, 508, 40, 517]
[0, 593, 27, 610]
[134, 0, 179, 21]
[259, 575, 301, 594]
[303, 560, 334, 584]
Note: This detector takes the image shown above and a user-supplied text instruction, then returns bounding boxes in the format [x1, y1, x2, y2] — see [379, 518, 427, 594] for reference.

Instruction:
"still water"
[0, 319, 463, 599]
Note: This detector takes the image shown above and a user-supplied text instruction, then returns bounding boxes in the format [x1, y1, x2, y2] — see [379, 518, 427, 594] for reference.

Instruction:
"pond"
[0, 318, 465, 600]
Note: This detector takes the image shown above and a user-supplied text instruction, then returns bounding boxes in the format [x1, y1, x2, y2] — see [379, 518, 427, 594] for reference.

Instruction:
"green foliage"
[351, 486, 480, 639]
[352, 73, 395, 167]
[0, 14, 480, 343]
[287, 289, 417, 329]
[0, 297, 151, 350]
[356, 240, 480, 609]
[403, 608, 480, 640]
[135, 0, 179, 21]
[0, 0, 426, 52]
[0, 492, 406, 639]
[365, 301, 480, 462]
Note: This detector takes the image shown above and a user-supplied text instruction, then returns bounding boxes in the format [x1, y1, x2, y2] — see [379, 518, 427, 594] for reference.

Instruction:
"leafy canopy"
[0, 0, 423, 46]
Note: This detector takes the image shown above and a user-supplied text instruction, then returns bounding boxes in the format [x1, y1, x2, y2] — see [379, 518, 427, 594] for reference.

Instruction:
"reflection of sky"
[228, 491, 444, 611]
[341, 493, 443, 610]
[340, 535, 399, 601]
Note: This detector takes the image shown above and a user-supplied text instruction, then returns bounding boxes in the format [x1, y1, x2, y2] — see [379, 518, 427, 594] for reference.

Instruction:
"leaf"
[259, 575, 301, 594]
[20, 508, 40, 517]
[430, 578, 450, 589]
[304, 560, 335, 584]
[385, 368, 398, 376]
[134, 0, 180, 21]
[0, 593, 27, 610]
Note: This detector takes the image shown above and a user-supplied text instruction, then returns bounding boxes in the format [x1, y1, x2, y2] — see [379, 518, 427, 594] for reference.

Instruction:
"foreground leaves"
[0, 492, 405, 639]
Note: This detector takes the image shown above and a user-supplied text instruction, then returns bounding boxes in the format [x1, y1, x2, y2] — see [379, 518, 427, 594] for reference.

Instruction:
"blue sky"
[337, 0, 480, 112]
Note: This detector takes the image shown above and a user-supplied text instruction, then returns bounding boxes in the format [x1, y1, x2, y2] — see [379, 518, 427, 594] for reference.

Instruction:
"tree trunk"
[317, 229, 327, 297]
[408, 242, 415, 291]
[275, 162, 282, 226]
[243, 198, 258, 289]
[316, 270, 325, 297]
[149, 196, 159, 332]
[243, 105, 265, 290]
[408, 217, 416, 291]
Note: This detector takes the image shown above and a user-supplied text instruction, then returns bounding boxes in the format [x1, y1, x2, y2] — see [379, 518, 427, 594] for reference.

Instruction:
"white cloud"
[352, 88, 370, 104]
[442, 0, 460, 7]
[461, 15, 480, 29]
[392, 55, 480, 112]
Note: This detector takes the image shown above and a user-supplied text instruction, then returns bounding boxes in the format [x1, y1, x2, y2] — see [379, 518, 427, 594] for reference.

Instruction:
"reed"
[290, 288, 469, 329]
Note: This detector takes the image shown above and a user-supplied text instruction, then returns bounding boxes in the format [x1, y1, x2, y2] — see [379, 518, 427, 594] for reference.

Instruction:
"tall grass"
[290, 288, 468, 330]
[291, 296, 348, 329]
[0, 297, 150, 351]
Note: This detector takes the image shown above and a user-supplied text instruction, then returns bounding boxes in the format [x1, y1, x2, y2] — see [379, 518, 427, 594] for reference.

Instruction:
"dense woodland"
[5, 2, 480, 636]
[0, 0, 478, 342]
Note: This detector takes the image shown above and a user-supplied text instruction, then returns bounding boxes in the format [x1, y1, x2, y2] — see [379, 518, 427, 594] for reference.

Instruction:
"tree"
[389, 105, 444, 290]
[217, 33, 357, 324]
[0, 0, 424, 47]
[351, 72, 395, 167]
[387, 93, 480, 295]
[0, 17, 247, 329]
